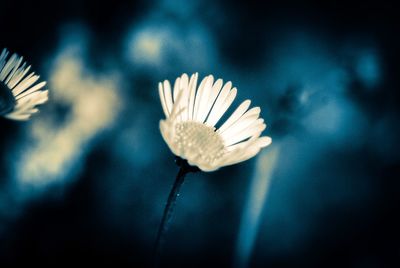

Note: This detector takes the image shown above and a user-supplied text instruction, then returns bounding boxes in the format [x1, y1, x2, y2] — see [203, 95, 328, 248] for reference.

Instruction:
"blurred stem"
[154, 166, 188, 266]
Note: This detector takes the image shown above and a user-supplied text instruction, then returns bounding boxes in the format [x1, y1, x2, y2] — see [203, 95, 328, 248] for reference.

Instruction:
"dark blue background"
[0, 0, 399, 267]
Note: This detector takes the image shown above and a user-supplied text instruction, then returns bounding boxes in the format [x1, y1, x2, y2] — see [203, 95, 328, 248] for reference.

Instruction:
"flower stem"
[154, 166, 188, 266]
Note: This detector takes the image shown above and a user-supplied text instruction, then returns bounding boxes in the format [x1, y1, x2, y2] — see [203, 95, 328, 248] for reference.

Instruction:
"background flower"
[0, 48, 48, 120]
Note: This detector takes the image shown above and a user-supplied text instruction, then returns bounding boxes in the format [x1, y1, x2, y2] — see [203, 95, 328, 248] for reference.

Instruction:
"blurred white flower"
[159, 73, 272, 172]
[0, 48, 48, 121]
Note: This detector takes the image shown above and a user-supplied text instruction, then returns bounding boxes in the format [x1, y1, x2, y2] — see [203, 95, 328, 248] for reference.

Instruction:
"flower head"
[159, 73, 272, 172]
[0, 48, 48, 120]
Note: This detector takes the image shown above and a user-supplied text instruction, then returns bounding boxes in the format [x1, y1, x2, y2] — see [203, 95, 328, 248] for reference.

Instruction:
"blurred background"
[0, 0, 399, 267]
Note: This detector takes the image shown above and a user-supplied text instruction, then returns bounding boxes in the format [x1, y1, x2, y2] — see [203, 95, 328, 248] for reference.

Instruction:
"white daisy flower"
[159, 73, 272, 172]
[0, 48, 48, 121]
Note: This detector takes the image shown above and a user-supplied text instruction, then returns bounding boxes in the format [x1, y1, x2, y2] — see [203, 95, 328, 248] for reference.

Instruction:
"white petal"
[205, 81, 232, 127]
[173, 77, 180, 102]
[12, 73, 39, 96]
[195, 75, 214, 122]
[224, 122, 266, 146]
[0, 53, 17, 80]
[159, 82, 170, 117]
[160, 120, 180, 156]
[256, 136, 272, 147]
[172, 77, 182, 120]
[222, 106, 261, 133]
[207, 87, 237, 128]
[219, 137, 271, 168]
[224, 147, 261, 166]
[0, 49, 8, 65]
[200, 78, 223, 123]
[193, 75, 211, 121]
[4, 113, 31, 121]
[225, 133, 260, 152]
[220, 114, 261, 141]
[4, 56, 23, 84]
[15, 81, 46, 100]
[163, 80, 173, 116]
[8, 65, 31, 89]
[227, 135, 271, 152]
[187, 73, 198, 120]
[217, 100, 251, 134]
[168, 88, 185, 121]
[8, 108, 39, 117]
[179, 73, 190, 121]
[14, 90, 48, 110]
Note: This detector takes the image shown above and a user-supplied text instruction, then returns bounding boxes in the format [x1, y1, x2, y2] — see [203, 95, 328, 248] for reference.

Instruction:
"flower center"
[0, 82, 16, 116]
[174, 121, 226, 165]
